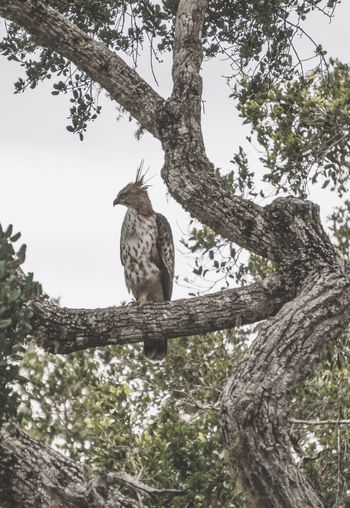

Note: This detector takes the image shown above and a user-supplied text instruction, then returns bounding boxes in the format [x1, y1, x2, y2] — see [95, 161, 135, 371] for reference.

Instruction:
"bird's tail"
[144, 339, 167, 362]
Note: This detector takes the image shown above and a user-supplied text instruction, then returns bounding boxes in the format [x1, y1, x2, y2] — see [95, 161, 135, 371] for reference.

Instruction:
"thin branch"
[107, 472, 185, 498]
[290, 418, 350, 426]
[299, 447, 333, 462]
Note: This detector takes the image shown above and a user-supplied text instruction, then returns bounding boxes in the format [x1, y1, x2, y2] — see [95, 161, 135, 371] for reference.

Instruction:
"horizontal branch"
[30, 273, 292, 354]
[0, 0, 165, 138]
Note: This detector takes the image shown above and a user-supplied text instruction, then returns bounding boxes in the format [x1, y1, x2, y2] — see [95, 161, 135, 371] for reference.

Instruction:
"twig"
[107, 472, 185, 498]
[290, 418, 350, 426]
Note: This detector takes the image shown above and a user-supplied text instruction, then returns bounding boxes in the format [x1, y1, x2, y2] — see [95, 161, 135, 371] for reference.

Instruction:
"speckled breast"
[120, 209, 159, 297]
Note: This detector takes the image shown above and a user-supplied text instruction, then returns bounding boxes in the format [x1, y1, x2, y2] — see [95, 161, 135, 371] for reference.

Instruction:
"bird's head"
[113, 162, 153, 216]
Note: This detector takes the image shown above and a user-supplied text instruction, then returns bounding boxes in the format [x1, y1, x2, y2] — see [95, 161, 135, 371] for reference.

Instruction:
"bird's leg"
[137, 294, 148, 307]
[125, 300, 138, 307]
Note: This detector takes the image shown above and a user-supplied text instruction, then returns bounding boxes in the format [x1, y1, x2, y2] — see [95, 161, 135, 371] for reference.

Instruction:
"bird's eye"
[119, 192, 126, 199]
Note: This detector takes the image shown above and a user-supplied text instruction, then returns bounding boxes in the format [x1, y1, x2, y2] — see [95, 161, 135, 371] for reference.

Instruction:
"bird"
[113, 164, 175, 361]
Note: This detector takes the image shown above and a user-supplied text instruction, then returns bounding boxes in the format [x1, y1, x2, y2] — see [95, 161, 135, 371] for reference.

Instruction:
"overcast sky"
[1, 2, 349, 308]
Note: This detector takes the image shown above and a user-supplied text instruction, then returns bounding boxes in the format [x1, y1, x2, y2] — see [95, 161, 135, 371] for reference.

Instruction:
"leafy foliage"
[0, 0, 174, 138]
[179, 162, 264, 295]
[19, 332, 248, 506]
[291, 331, 350, 507]
[0, 224, 41, 425]
[234, 59, 350, 197]
[329, 200, 350, 258]
[204, 0, 335, 76]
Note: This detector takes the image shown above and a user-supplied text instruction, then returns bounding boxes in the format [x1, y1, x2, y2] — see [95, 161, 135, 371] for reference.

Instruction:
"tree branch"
[156, 0, 279, 260]
[0, 0, 279, 261]
[0, 0, 311, 262]
[171, 0, 207, 116]
[290, 418, 350, 426]
[107, 472, 185, 499]
[0, 426, 138, 508]
[160, 2, 340, 263]
[30, 273, 291, 354]
[0, 0, 165, 138]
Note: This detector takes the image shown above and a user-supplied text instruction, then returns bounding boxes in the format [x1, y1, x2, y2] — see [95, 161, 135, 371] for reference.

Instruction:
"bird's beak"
[113, 197, 119, 207]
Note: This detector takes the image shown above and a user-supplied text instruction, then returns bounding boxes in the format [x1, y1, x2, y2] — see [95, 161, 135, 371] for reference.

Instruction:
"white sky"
[1, 2, 349, 308]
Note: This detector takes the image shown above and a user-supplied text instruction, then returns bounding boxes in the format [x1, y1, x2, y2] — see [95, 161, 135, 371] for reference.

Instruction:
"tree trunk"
[221, 267, 350, 507]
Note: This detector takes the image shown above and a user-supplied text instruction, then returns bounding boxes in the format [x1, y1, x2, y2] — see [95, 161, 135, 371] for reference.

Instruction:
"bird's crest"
[134, 160, 151, 191]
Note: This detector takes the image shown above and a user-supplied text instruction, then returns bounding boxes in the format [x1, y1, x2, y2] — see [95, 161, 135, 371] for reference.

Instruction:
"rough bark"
[31, 274, 292, 354]
[221, 266, 350, 507]
[1, 0, 350, 507]
[0, 426, 138, 507]
[160, 0, 279, 260]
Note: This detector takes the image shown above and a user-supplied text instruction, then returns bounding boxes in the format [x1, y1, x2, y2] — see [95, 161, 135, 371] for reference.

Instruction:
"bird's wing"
[155, 213, 175, 301]
[120, 214, 127, 266]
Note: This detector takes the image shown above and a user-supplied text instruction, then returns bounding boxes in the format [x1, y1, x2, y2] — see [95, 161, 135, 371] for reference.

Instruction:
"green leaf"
[10, 232, 21, 242]
[0, 261, 6, 279]
[0, 318, 12, 330]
